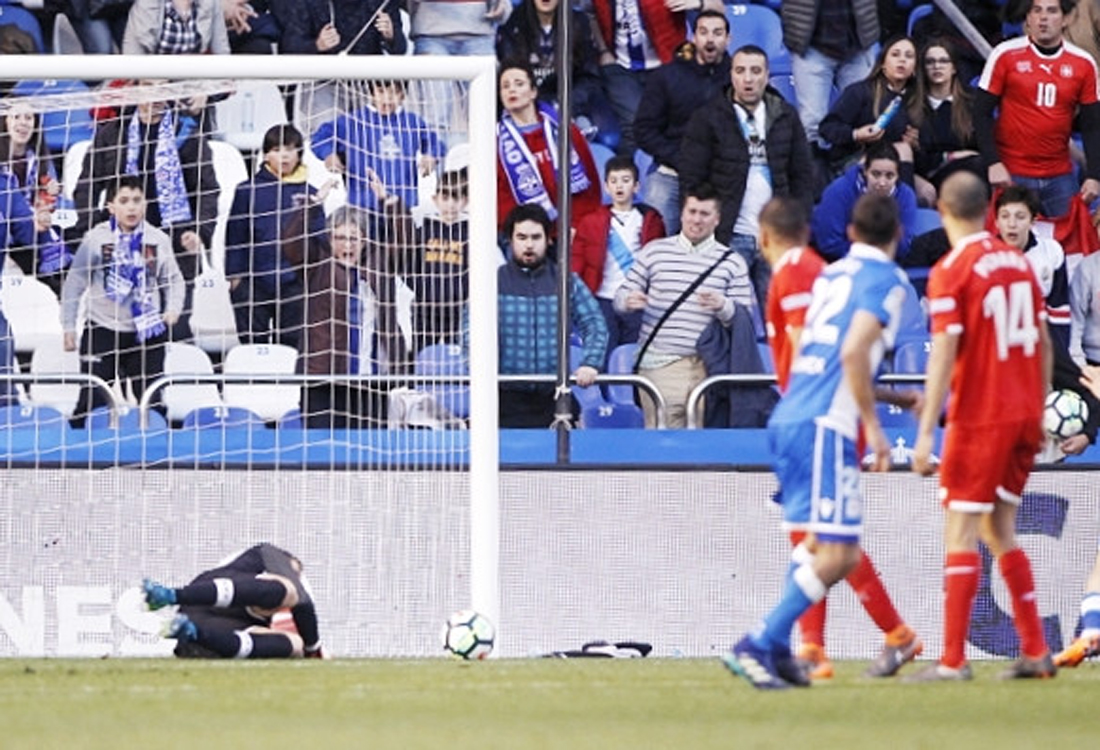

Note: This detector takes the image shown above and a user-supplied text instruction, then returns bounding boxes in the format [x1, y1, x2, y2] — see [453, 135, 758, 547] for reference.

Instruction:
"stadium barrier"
[0, 468, 1095, 660]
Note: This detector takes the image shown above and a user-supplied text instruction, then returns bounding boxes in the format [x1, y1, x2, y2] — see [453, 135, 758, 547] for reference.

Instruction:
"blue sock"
[751, 564, 826, 652]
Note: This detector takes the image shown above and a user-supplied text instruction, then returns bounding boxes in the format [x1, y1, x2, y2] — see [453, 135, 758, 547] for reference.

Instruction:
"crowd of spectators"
[2, 0, 1100, 434]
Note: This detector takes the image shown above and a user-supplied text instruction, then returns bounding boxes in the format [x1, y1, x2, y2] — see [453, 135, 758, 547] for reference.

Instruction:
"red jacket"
[496, 118, 603, 231]
[571, 203, 667, 294]
[591, 0, 688, 66]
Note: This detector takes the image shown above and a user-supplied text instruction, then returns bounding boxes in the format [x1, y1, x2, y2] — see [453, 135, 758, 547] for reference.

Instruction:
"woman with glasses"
[913, 38, 981, 206]
[818, 35, 922, 183]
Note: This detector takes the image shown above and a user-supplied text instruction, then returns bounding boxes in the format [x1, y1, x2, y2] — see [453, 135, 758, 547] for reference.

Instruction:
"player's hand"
[911, 432, 936, 476]
[622, 290, 647, 311]
[63, 332, 76, 352]
[1080, 178, 1100, 205]
[987, 162, 1011, 188]
[316, 22, 341, 52]
[484, 0, 509, 20]
[33, 206, 53, 233]
[365, 168, 388, 202]
[695, 289, 725, 312]
[865, 423, 891, 472]
[1060, 433, 1090, 455]
[573, 365, 599, 388]
[182, 94, 207, 116]
[375, 12, 394, 41]
[893, 388, 925, 416]
[901, 125, 920, 148]
[324, 153, 345, 174]
[163, 312, 180, 326]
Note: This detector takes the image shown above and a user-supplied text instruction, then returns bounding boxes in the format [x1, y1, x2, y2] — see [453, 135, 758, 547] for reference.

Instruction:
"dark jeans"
[231, 280, 303, 350]
[598, 297, 641, 368]
[74, 323, 167, 422]
[301, 382, 388, 429]
[499, 384, 577, 428]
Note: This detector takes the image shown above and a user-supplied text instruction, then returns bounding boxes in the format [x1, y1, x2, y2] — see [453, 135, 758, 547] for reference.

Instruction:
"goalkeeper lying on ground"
[143, 543, 325, 659]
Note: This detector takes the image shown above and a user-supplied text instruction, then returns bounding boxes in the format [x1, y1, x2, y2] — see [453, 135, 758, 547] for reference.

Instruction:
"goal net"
[0, 55, 501, 656]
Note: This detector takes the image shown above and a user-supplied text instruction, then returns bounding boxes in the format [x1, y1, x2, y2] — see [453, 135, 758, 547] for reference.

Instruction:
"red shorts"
[938, 418, 1042, 513]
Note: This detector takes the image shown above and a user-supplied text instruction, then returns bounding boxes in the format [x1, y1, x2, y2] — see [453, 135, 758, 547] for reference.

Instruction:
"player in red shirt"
[911, 172, 1055, 681]
[975, 0, 1100, 217]
[758, 197, 922, 681]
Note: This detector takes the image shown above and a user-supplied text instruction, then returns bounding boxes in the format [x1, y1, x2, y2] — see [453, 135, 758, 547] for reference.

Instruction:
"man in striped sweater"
[614, 183, 756, 427]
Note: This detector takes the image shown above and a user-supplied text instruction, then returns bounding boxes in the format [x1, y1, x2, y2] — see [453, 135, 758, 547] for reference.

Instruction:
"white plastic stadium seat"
[0, 275, 63, 356]
[221, 343, 300, 422]
[28, 336, 81, 418]
[162, 342, 225, 423]
[214, 81, 289, 156]
[207, 140, 249, 268]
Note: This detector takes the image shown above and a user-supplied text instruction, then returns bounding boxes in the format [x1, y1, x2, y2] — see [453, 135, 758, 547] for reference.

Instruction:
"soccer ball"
[441, 609, 495, 660]
[1043, 389, 1089, 439]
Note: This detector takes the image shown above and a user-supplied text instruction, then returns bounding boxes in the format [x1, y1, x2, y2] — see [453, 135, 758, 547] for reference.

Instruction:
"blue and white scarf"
[104, 218, 165, 342]
[498, 102, 591, 221]
[125, 108, 193, 227]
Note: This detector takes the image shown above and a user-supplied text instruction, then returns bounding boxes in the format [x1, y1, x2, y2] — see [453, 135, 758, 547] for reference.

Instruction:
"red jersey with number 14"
[766, 246, 825, 391]
[928, 231, 1046, 428]
[979, 37, 1099, 177]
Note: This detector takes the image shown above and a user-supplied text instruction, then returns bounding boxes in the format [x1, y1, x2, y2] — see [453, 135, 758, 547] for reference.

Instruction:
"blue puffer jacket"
[497, 259, 608, 379]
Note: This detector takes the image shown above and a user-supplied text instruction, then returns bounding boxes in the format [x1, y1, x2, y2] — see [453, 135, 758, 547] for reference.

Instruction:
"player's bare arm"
[841, 310, 891, 472]
[913, 331, 958, 476]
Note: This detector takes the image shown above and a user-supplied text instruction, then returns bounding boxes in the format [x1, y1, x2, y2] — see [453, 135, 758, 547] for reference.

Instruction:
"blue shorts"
[769, 420, 863, 543]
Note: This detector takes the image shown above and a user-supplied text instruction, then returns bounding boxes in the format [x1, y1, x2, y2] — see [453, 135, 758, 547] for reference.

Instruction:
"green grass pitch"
[2, 658, 1097, 749]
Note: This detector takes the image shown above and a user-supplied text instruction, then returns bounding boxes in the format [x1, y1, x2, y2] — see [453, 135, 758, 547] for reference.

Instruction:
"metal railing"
[0, 372, 122, 420]
[684, 373, 927, 429]
[137, 372, 669, 429]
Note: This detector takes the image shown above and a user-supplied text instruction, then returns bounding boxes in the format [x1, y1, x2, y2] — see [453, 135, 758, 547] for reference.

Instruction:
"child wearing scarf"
[61, 175, 185, 423]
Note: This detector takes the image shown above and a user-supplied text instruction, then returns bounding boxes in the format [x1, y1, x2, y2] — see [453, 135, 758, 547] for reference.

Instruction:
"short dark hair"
[437, 168, 468, 198]
[604, 154, 638, 181]
[108, 174, 145, 202]
[995, 184, 1042, 218]
[503, 203, 552, 240]
[262, 124, 304, 156]
[694, 8, 729, 34]
[498, 61, 537, 90]
[759, 197, 810, 245]
[732, 44, 769, 65]
[683, 181, 721, 207]
[850, 193, 900, 247]
[862, 141, 901, 169]
[938, 171, 989, 222]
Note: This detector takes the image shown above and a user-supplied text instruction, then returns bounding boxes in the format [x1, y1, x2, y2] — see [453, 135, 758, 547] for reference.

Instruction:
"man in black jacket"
[634, 9, 730, 234]
[678, 45, 814, 312]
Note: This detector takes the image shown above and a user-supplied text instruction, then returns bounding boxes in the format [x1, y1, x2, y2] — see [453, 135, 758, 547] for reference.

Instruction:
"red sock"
[846, 549, 902, 634]
[999, 547, 1047, 658]
[943, 551, 980, 668]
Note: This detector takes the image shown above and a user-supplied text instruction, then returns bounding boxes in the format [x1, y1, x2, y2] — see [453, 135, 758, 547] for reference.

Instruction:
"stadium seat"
[768, 74, 797, 108]
[725, 4, 791, 75]
[11, 80, 95, 155]
[590, 142, 616, 201]
[213, 81, 289, 157]
[0, 275, 63, 356]
[85, 405, 169, 432]
[875, 401, 917, 430]
[606, 343, 638, 407]
[414, 343, 469, 419]
[907, 3, 934, 37]
[0, 403, 70, 431]
[896, 280, 928, 343]
[62, 139, 91, 206]
[207, 140, 249, 268]
[634, 149, 653, 194]
[0, 4, 45, 52]
[28, 337, 81, 418]
[911, 207, 942, 237]
[222, 343, 300, 422]
[277, 407, 303, 429]
[162, 342, 224, 423]
[757, 341, 775, 375]
[180, 405, 267, 430]
[892, 338, 931, 375]
[580, 402, 645, 429]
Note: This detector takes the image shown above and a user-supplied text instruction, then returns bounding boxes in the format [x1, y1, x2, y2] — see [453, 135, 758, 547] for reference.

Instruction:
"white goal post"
[3, 55, 502, 640]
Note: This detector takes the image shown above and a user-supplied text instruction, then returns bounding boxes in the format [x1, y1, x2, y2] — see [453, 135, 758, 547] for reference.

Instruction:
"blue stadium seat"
[0, 4, 45, 52]
[85, 406, 169, 432]
[180, 406, 267, 430]
[875, 401, 917, 429]
[606, 343, 638, 407]
[769, 73, 797, 108]
[11, 80, 95, 155]
[911, 207, 942, 237]
[896, 280, 928, 343]
[0, 404, 69, 430]
[757, 341, 775, 375]
[725, 4, 791, 75]
[277, 408, 303, 429]
[415, 343, 470, 419]
[580, 402, 645, 429]
[590, 142, 616, 202]
[893, 339, 931, 375]
[634, 149, 654, 195]
[907, 3, 934, 36]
